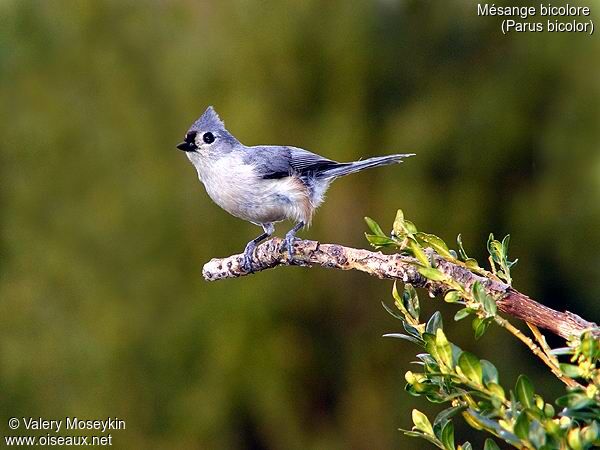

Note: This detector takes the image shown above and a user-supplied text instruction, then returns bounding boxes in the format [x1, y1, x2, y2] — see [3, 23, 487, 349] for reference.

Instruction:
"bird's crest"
[191, 106, 225, 132]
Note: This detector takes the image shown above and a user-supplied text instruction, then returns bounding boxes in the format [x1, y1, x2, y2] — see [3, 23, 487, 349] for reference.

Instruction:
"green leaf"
[582, 420, 600, 444]
[567, 427, 583, 450]
[433, 406, 467, 429]
[412, 409, 434, 436]
[559, 363, 582, 378]
[436, 328, 454, 369]
[400, 428, 446, 448]
[403, 321, 421, 338]
[501, 235, 511, 258]
[451, 343, 463, 368]
[392, 280, 402, 301]
[418, 267, 447, 281]
[480, 360, 499, 385]
[400, 427, 442, 448]
[580, 332, 600, 359]
[487, 233, 517, 284]
[529, 402, 544, 419]
[487, 233, 501, 264]
[543, 403, 555, 418]
[462, 410, 485, 431]
[472, 281, 485, 304]
[411, 241, 430, 266]
[483, 439, 501, 450]
[392, 281, 409, 317]
[501, 235, 518, 273]
[425, 392, 448, 404]
[464, 258, 480, 269]
[383, 333, 422, 345]
[454, 308, 473, 321]
[458, 352, 483, 385]
[364, 217, 386, 237]
[392, 209, 405, 236]
[466, 410, 521, 446]
[406, 382, 438, 397]
[513, 411, 530, 440]
[403, 284, 420, 322]
[487, 382, 505, 401]
[393, 281, 420, 323]
[509, 388, 518, 406]
[490, 234, 502, 262]
[528, 419, 546, 448]
[416, 353, 436, 365]
[399, 429, 423, 438]
[423, 333, 440, 365]
[365, 234, 395, 247]
[555, 392, 593, 410]
[416, 232, 453, 259]
[381, 300, 404, 321]
[460, 442, 473, 450]
[444, 291, 462, 303]
[405, 220, 418, 234]
[441, 421, 455, 450]
[515, 374, 534, 409]
[549, 347, 574, 356]
[426, 311, 443, 334]
[472, 317, 492, 340]
[472, 282, 497, 316]
[482, 294, 496, 316]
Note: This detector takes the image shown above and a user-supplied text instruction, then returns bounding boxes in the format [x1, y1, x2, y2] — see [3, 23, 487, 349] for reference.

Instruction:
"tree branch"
[202, 238, 599, 340]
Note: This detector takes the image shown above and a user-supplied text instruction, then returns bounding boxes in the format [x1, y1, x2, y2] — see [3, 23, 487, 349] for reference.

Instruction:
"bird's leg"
[242, 223, 274, 272]
[283, 221, 305, 258]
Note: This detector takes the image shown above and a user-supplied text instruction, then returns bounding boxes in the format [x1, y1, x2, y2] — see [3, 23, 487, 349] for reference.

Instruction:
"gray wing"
[244, 146, 340, 179]
[242, 146, 293, 179]
[288, 146, 340, 174]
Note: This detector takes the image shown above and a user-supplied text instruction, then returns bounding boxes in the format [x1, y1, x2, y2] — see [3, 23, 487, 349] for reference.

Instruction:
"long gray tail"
[319, 153, 415, 179]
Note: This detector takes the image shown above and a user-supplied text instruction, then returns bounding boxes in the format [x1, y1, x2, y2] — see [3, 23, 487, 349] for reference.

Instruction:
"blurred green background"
[1, 1, 599, 448]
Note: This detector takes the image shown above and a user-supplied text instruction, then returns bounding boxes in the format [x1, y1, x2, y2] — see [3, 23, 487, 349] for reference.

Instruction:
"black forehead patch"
[185, 131, 197, 143]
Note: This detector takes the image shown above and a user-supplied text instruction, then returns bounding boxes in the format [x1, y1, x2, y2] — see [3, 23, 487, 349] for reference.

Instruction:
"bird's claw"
[242, 244, 255, 273]
[283, 234, 298, 258]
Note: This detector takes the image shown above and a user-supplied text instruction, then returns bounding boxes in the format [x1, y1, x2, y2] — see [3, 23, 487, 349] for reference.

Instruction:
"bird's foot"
[283, 233, 298, 258]
[282, 221, 304, 260]
[242, 242, 256, 273]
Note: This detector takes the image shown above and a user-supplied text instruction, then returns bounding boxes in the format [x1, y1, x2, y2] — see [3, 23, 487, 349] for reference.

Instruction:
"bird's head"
[177, 106, 239, 162]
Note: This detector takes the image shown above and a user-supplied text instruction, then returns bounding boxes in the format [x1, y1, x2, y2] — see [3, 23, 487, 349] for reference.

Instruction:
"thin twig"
[527, 323, 562, 369]
[494, 316, 582, 388]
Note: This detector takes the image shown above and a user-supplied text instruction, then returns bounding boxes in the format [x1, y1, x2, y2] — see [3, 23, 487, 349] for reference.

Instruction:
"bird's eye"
[203, 132, 215, 144]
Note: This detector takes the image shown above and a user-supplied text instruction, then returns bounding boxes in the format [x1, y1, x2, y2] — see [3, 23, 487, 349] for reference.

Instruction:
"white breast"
[189, 153, 312, 225]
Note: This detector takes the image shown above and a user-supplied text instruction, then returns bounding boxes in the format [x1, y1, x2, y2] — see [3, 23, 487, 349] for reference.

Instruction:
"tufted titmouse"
[177, 106, 414, 271]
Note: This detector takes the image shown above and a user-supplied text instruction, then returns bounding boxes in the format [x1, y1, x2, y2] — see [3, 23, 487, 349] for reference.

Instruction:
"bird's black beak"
[177, 130, 198, 152]
[176, 141, 196, 152]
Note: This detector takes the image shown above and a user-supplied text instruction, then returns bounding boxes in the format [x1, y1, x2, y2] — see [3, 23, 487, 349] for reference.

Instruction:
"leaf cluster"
[371, 212, 600, 449]
[388, 285, 600, 449]
[365, 210, 514, 285]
